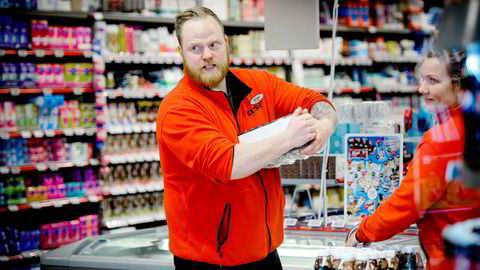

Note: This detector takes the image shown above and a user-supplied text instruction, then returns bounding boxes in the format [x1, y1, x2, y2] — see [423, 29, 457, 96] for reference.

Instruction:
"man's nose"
[202, 47, 213, 59]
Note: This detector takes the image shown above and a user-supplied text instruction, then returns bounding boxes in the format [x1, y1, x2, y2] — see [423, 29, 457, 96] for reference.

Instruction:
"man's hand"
[345, 226, 369, 247]
[299, 117, 334, 155]
[299, 102, 337, 155]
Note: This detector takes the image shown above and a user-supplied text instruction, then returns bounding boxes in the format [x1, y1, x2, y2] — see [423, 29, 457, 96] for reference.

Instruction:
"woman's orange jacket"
[357, 106, 480, 269]
[156, 68, 331, 266]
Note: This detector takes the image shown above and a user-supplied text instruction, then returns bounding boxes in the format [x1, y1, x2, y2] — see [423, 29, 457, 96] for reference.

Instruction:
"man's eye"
[210, 42, 220, 49]
[191, 46, 202, 53]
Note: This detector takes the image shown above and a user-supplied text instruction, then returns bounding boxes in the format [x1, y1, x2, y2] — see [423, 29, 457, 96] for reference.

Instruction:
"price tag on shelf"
[33, 130, 44, 138]
[10, 167, 20, 174]
[70, 198, 81, 205]
[0, 132, 9, 140]
[93, 12, 104, 21]
[142, 124, 150, 133]
[127, 186, 137, 194]
[83, 51, 92, 58]
[64, 128, 74, 136]
[88, 195, 100, 203]
[18, 50, 28, 57]
[49, 163, 59, 171]
[53, 200, 65, 208]
[43, 88, 53, 95]
[145, 91, 155, 98]
[54, 50, 64, 58]
[124, 126, 132, 134]
[74, 160, 86, 167]
[31, 202, 41, 209]
[89, 158, 99, 166]
[45, 130, 55, 137]
[35, 49, 45, 58]
[307, 219, 323, 228]
[232, 58, 241, 65]
[265, 58, 273, 66]
[8, 205, 19, 212]
[284, 218, 298, 227]
[10, 88, 21, 96]
[73, 87, 84, 95]
[254, 58, 263, 65]
[244, 58, 253, 66]
[85, 127, 96, 136]
[0, 166, 10, 174]
[132, 125, 141, 133]
[165, 57, 173, 64]
[174, 57, 182, 65]
[74, 128, 85, 136]
[274, 59, 283, 65]
[36, 163, 47, 171]
[20, 130, 32, 138]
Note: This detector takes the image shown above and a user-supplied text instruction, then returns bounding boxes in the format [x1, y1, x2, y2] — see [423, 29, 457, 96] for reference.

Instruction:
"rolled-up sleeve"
[158, 106, 235, 183]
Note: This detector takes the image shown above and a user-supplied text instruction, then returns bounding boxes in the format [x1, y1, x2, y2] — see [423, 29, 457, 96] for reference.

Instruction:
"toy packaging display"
[344, 134, 403, 217]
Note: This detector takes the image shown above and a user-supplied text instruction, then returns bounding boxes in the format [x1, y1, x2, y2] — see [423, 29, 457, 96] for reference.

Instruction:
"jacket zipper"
[256, 172, 272, 252]
[216, 203, 232, 258]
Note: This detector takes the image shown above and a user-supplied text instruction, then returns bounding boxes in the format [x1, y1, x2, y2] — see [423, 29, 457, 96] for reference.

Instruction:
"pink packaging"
[57, 184, 66, 199]
[4, 101, 16, 129]
[40, 223, 53, 249]
[47, 26, 54, 49]
[0, 102, 5, 129]
[46, 64, 54, 86]
[68, 220, 80, 242]
[36, 64, 46, 87]
[46, 185, 56, 199]
[62, 27, 69, 50]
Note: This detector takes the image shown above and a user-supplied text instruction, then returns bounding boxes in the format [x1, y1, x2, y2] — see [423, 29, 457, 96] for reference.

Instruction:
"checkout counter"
[40, 225, 421, 270]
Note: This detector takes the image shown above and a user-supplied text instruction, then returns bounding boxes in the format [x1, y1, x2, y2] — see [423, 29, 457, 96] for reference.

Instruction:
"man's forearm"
[311, 102, 337, 132]
[231, 133, 292, 179]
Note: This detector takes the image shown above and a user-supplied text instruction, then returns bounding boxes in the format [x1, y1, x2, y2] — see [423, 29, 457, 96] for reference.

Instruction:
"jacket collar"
[435, 105, 462, 124]
[182, 69, 252, 113]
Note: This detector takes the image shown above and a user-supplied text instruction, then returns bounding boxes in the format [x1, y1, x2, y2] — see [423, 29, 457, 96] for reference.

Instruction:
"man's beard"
[183, 53, 230, 89]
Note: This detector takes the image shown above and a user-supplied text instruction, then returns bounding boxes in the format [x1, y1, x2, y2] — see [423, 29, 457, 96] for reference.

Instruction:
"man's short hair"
[174, 6, 225, 47]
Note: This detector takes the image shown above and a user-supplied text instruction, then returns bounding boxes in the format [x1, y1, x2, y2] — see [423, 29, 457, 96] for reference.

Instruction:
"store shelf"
[107, 123, 156, 134]
[103, 151, 159, 165]
[0, 159, 100, 174]
[0, 49, 93, 58]
[5, 9, 91, 19]
[105, 88, 170, 99]
[0, 249, 48, 263]
[102, 181, 164, 196]
[301, 58, 372, 66]
[310, 153, 345, 157]
[231, 56, 291, 66]
[404, 137, 423, 143]
[0, 195, 103, 213]
[372, 56, 423, 63]
[103, 213, 166, 229]
[104, 52, 182, 64]
[0, 86, 93, 96]
[375, 85, 418, 93]
[312, 87, 374, 94]
[0, 127, 96, 139]
[281, 178, 342, 186]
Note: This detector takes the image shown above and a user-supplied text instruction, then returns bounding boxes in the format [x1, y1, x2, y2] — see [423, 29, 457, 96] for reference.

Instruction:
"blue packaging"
[0, 242, 9, 255]
[0, 227, 6, 242]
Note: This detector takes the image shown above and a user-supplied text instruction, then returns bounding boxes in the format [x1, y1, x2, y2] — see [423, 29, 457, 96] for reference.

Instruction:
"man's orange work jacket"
[156, 68, 332, 266]
[357, 106, 480, 270]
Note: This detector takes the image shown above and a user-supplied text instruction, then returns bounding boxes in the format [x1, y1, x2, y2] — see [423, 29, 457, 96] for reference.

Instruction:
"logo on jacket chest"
[247, 94, 264, 116]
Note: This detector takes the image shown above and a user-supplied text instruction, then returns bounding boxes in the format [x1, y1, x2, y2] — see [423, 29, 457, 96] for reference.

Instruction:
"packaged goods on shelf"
[0, 16, 29, 49]
[0, 138, 92, 166]
[106, 101, 159, 127]
[103, 133, 156, 155]
[31, 20, 92, 50]
[0, 97, 96, 131]
[40, 214, 99, 249]
[0, 226, 40, 256]
[102, 192, 164, 228]
[100, 162, 162, 190]
[106, 68, 182, 94]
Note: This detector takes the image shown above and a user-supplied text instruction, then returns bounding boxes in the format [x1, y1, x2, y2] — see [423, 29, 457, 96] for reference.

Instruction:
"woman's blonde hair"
[174, 7, 225, 47]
